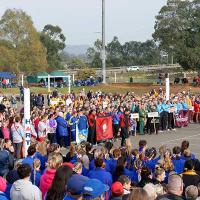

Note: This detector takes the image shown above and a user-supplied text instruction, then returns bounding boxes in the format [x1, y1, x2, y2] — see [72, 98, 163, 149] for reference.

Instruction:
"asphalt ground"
[119, 123, 200, 158]
[60, 124, 200, 159]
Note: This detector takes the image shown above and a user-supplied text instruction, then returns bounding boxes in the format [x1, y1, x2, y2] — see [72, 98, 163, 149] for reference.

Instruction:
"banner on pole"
[24, 88, 31, 157]
[96, 116, 113, 141]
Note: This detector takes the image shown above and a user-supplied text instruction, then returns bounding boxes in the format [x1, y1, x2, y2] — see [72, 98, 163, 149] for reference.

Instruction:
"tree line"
[0, 9, 65, 74]
[87, 0, 200, 70]
[1, 0, 200, 73]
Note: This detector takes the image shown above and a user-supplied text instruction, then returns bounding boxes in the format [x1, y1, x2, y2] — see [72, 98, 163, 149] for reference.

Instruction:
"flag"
[76, 125, 88, 144]
[96, 116, 113, 141]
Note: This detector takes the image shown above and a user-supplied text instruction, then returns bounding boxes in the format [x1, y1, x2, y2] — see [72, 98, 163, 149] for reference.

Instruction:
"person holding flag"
[119, 108, 130, 146]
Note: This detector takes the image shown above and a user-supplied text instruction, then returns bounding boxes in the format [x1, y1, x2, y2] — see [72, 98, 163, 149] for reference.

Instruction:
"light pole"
[102, 0, 106, 83]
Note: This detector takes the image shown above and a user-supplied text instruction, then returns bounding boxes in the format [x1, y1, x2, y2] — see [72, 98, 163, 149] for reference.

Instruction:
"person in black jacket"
[0, 138, 14, 177]
[181, 159, 200, 190]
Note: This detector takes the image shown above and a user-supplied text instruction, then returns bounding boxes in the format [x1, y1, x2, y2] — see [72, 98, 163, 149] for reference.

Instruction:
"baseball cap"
[111, 182, 124, 197]
[67, 174, 89, 196]
[83, 179, 109, 199]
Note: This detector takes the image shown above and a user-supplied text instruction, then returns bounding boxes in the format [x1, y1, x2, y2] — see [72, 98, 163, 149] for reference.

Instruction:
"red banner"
[96, 116, 113, 141]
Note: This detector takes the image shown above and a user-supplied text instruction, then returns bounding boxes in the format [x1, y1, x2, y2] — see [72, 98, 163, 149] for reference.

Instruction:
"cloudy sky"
[0, 0, 167, 45]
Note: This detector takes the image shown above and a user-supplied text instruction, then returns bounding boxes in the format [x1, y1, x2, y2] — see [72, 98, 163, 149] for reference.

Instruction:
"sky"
[0, 0, 167, 45]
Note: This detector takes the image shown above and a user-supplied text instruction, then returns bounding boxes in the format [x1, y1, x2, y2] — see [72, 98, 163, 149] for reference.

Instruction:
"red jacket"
[120, 113, 130, 128]
[88, 114, 96, 127]
[39, 169, 56, 199]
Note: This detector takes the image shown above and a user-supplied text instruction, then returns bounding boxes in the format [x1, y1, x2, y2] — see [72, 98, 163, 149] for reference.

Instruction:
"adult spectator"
[10, 164, 41, 200]
[46, 165, 73, 200]
[83, 178, 109, 200]
[64, 174, 89, 200]
[5, 169, 20, 199]
[11, 116, 25, 159]
[181, 160, 200, 190]
[0, 139, 14, 177]
[37, 114, 48, 142]
[119, 109, 130, 146]
[143, 183, 157, 200]
[56, 112, 68, 147]
[39, 152, 63, 199]
[87, 110, 96, 145]
[185, 185, 198, 200]
[156, 174, 184, 200]
[46, 113, 57, 144]
[128, 188, 150, 200]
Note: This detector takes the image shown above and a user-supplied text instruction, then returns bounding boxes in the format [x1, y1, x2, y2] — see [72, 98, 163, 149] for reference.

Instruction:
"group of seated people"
[0, 137, 199, 200]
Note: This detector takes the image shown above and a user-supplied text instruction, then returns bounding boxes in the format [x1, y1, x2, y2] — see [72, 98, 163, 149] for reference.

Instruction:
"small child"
[30, 159, 41, 187]
[138, 140, 148, 154]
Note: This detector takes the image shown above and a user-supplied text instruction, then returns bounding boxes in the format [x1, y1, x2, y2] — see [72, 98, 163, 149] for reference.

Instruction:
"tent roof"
[50, 71, 67, 76]
[0, 72, 16, 79]
[36, 72, 49, 79]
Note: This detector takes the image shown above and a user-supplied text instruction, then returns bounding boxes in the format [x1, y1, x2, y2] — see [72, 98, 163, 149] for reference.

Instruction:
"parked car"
[126, 66, 141, 72]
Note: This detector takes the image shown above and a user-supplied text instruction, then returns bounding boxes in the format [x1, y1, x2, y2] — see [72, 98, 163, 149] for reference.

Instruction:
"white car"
[126, 66, 140, 72]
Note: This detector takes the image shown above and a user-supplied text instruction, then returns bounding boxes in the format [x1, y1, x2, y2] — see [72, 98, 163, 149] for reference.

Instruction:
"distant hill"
[65, 45, 90, 56]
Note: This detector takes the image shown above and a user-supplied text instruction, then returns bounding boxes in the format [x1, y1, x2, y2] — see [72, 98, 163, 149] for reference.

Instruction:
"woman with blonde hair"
[35, 139, 49, 172]
[30, 159, 41, 187]
[39, 152, 63, 199]
[128, 188, 150, 200]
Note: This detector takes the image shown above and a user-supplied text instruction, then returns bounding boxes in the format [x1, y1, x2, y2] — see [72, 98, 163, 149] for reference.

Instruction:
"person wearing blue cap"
[64, 174, 89, 200]
[83, 178, 109, 200]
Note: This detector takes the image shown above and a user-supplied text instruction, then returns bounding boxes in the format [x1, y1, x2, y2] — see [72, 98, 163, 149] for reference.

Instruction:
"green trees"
[0, 9, 48, 73]
[153, 0, 200, 70]
[87, 37, 160, 68]
[40, 24, 66, 70]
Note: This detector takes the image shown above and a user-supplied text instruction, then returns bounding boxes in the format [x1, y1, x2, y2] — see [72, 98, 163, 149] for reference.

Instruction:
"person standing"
[87, 110, 96, 145]
[37, 115, 48, 142]
[112, 107, 120, 139]
[119, 109, 130, 146]
[10, 164, 42, 200]
[11, 116, 25, 159]
[139, 104, 146, 135]
[46, 114, 57, 144]
[69, 111, 78, 142]
[56, 112, 68, 147]
[77, 110, 88, 142]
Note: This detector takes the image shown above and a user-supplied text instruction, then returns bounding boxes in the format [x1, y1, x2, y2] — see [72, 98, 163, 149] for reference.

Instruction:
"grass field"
[0, 83, 199, 96]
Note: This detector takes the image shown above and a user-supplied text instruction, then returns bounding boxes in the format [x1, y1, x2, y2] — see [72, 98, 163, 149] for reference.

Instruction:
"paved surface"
[61, 124, 200, 158]
[124, 124, 200, 158]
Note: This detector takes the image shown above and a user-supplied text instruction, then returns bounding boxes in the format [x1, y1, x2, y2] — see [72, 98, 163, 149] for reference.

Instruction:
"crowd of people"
[0, 88, 199, 200]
